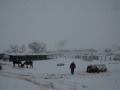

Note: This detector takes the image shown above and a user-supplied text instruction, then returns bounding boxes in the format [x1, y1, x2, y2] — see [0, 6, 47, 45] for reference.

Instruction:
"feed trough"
[57, 63, 65, 66]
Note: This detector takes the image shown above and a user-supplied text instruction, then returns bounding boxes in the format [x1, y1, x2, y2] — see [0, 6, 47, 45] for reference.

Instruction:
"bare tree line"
[4, 41, 47, 53]
[28, 41, 46, 53]
[57, 46, 120, 55]
[4, 41, 120, 55]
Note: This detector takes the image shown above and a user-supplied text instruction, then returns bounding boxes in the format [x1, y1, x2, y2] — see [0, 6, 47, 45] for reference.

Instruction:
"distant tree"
[5, 44, 26, 53]
[19, 45, 26, 53]
[9, 44, 19, 53]
[88, 48, 97, 54]
[83, 48, 97, 54]
[83, 49, 89, 54]
[104, 48, 112, 55]
[4, 49, 11, 53]
[28, 41, 47, 53]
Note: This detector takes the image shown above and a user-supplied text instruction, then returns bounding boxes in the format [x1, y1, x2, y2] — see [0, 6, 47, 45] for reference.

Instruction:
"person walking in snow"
[70, 62, 76, 75]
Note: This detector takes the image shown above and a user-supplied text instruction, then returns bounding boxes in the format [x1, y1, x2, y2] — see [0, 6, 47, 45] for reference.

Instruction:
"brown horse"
[22, 60, 33, 68]
[13, 60, 22, 67]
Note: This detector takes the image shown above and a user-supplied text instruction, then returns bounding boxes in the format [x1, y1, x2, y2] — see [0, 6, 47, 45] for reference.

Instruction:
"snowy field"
[0, 58, 120, 90]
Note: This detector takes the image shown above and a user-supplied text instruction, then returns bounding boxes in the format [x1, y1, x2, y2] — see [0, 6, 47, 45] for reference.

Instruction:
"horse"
[22, 60, 33, 68]
[13, 60, 22, 67]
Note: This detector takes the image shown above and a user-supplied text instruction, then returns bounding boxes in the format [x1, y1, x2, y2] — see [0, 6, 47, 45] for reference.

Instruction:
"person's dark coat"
[70, 62, 76, 75]
[70, 62, 76, 69]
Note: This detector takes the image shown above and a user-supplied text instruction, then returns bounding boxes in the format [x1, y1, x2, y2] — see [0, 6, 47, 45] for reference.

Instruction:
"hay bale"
[87, 65, 99, 73]
[87, 64, 107, 73]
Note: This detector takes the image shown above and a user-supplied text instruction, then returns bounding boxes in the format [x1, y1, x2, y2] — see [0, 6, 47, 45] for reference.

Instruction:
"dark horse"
[13, 60, 22, 67]
[22, 60, 33, 68]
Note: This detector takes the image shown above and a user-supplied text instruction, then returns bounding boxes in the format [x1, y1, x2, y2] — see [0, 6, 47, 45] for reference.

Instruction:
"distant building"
[8, 53, 57, 61]
[0, 53, 4, 60]
[83, 54, 99, 60]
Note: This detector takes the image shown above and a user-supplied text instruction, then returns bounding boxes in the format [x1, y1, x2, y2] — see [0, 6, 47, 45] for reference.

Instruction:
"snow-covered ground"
[0, 58, 120, 90]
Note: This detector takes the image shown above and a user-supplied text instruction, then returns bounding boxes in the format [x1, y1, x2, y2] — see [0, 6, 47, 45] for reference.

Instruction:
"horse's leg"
[30, 64, 32, 68]
[31, 64, 32, 68]
[20, 64, 22, 68]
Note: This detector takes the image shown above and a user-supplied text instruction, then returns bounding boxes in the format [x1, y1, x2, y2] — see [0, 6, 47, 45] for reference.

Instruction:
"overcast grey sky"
[0, 0, 120, 52]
